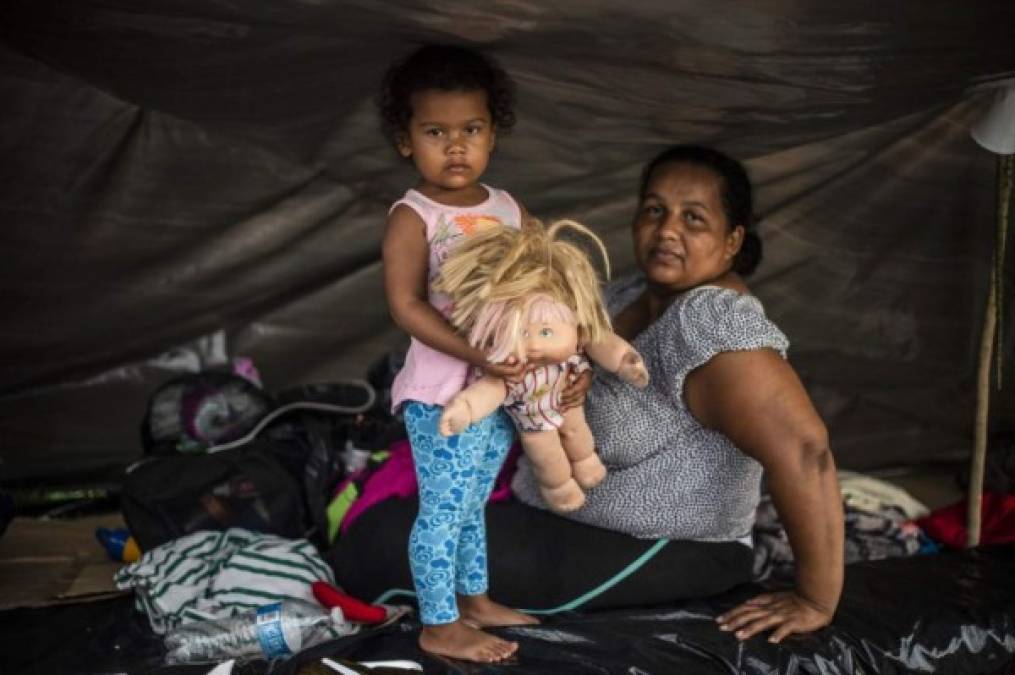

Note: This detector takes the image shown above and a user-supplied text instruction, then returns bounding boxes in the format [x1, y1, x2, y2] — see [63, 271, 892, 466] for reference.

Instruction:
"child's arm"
[383, 205, 493, 367]
[439, 375, 509, 436]
[584, 332, 650, 388]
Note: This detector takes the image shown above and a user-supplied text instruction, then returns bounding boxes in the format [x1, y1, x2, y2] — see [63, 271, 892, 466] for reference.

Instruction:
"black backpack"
[122, 437, 309, 550]
[123, 373, 379, 550]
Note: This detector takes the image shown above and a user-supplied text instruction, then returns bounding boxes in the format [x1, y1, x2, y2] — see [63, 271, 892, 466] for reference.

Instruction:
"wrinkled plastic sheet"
[3, 545, 1014, 674]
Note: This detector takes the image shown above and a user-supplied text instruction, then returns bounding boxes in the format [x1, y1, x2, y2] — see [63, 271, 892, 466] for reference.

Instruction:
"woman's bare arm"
[685, 348, 844, 642]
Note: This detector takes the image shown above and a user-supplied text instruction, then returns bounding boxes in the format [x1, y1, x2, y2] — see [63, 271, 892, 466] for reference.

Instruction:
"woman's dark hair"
[639, 145, 762, 276]
[378, 44, 516, 144]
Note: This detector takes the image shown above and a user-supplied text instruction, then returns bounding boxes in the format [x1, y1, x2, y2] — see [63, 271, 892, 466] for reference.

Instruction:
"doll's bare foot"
[419, 620, 518, 663]
[541, 479, 585, 512]
[617, 350, 650, 388]
[438, 398, 472, 436]
[459, 594, 540, 627]
[571, 454, 606, 488]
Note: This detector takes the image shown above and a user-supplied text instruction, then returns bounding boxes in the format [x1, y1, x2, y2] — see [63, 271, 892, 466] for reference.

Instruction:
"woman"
[512, 144, 844, 642]
[331, 145, 843, 645]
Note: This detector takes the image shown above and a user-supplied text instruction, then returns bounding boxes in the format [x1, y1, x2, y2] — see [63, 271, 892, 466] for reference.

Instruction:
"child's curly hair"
[377, 44, 516, 145]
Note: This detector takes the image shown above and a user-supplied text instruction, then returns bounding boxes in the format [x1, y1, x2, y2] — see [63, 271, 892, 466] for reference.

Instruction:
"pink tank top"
[389, 185, 523, 411]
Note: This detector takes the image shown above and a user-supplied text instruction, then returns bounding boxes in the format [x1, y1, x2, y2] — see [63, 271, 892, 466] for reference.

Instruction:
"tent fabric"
[2, 2, 1015, 482]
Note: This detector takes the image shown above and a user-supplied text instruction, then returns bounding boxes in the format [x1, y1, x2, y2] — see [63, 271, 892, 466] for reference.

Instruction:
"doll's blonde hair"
[434, 219, 612, 364]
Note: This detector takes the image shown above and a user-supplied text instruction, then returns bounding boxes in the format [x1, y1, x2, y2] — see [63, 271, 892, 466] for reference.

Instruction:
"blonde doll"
[435, 219, 649, 512]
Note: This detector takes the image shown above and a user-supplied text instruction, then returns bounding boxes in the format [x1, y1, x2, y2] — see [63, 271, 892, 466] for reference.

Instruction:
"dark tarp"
[3, 544, 1015, 674]
[2, 1, 1015, 482]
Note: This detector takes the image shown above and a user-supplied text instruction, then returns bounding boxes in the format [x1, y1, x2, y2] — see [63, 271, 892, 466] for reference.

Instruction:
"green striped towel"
[114, 528, 334, 635]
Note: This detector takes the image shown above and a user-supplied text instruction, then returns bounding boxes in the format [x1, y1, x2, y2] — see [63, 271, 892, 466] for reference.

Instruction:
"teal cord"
[372, 538, 670, 616]
[373, 588, 415, 605]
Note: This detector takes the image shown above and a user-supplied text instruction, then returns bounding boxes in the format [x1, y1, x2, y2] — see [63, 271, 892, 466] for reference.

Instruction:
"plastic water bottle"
[164, 599, 357, 664]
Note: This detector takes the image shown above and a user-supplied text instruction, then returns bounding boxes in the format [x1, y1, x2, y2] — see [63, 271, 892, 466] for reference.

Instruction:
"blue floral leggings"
[403, 402, 515, 625]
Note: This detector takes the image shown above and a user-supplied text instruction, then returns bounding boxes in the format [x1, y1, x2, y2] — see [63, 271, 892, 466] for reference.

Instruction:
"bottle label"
[255, 603, 292, 658]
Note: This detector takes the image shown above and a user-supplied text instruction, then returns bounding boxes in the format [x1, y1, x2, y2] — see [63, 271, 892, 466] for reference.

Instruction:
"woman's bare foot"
[419, 620, 518, 663]
[459, 593, 540, 628]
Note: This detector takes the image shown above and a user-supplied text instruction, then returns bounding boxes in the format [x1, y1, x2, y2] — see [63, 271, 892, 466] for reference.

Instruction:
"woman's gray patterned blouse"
[511, 276, 790, 542]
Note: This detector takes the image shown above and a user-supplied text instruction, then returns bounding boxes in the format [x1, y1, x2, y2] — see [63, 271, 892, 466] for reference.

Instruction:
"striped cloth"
[114, 528, 335, 634]
[504, 354, 590, 432]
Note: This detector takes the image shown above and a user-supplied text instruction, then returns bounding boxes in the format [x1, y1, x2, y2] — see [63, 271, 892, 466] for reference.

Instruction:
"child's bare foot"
[419, 620, 518, 663]
[459, 594, 540, 628]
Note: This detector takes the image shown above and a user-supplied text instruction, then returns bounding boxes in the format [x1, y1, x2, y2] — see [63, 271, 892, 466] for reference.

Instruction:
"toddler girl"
[379, 44, 537, 663]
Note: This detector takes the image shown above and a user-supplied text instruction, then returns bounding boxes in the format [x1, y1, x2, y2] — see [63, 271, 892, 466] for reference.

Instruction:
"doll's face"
[522, 317, 579, 366]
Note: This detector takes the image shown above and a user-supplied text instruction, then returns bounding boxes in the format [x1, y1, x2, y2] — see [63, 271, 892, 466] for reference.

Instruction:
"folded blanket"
[753, 497, 923, 581]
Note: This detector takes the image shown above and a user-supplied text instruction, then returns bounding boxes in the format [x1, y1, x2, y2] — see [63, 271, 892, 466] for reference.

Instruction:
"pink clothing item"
[504, 354, 591, 432]
[389, 185, 523, 412]
[339, 439, 522, 535]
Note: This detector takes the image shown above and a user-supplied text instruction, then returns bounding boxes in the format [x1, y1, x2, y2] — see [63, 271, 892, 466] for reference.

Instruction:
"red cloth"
[311, 580, 387, 623]
[917, 492, 1015, 548]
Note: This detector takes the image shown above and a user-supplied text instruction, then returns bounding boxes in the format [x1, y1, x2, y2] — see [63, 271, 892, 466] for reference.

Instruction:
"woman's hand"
[686, 349, 844, 640]
[716, 590, 834, 643]
[559, 369, 593, 410]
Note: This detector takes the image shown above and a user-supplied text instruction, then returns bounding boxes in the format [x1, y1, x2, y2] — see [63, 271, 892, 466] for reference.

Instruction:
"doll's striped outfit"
[503, 354, 591, 433]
